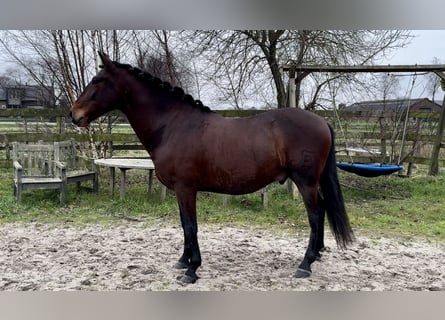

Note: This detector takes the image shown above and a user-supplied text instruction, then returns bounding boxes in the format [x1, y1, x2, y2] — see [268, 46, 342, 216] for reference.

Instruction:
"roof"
[0, 85, 54, 105]
[344, 98, 442, 113]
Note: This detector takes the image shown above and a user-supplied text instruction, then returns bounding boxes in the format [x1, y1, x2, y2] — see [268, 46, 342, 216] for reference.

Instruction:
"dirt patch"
[0, 223, 443, 291]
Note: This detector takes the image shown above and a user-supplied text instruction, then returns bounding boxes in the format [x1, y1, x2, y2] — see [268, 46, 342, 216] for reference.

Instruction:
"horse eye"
[91, 76, 105, 85]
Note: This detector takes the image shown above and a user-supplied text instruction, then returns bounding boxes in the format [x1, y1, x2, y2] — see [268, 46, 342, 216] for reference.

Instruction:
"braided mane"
[111, 61, 213, 113]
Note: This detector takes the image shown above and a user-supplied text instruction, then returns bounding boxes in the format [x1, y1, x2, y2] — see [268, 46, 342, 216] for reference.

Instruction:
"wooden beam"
[434, 71, 445, 81]
[282, 64, 445, 73]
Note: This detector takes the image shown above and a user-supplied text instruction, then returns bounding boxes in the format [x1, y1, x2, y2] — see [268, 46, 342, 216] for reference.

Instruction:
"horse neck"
[120, 85, 204, 153]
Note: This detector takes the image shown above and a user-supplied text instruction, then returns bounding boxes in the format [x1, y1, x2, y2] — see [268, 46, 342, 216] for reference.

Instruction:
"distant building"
[0, 85, 55, 109]
[343, 98, 442, 113]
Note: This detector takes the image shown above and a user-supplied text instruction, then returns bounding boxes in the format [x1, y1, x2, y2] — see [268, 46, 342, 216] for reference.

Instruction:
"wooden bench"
[13, 142, 67, 204]
[54, 140, 98, 192]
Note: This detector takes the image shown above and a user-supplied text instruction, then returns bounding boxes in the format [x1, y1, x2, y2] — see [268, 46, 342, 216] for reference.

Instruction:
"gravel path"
[0, 223, 443, 291]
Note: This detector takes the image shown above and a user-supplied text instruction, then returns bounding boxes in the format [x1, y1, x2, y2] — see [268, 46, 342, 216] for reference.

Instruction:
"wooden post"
[57, 114, 64, 135]
[429, 73, 445, 176]
[160, 185, 167, 201]
[286, 68, 300, 199]
[288, 68, 297, 108]
[261, 188, 268, 208]
[107, 115, 113, 157]
[378, 116, 387, 163]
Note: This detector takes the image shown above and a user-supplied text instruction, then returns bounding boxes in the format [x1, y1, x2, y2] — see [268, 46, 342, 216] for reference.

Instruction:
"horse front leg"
[173, 187, 201, 284]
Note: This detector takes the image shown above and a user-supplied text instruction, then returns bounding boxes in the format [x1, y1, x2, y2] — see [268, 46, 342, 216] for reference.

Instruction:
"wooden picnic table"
[93, 158, 167, 200]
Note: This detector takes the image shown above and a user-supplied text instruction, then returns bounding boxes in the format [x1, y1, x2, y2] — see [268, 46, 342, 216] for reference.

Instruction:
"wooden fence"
[1, 108, 445, 173]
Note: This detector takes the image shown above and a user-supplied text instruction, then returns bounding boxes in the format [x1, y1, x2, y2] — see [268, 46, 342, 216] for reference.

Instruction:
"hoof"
[174, 261, 189, 269]
[176, 273, 198, 284]
[294, 268, 312, 278]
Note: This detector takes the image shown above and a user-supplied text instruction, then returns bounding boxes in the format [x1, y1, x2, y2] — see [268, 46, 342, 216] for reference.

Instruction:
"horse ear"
[98, 51, 113, 68]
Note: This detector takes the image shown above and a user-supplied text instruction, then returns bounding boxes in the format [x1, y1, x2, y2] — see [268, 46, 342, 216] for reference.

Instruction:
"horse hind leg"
[314, 190, 326, 258]
[291, 176, 326, 278]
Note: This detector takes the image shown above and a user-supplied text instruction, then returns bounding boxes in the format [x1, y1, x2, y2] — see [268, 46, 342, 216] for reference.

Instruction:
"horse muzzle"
[72, 116, 85, 127]
[69, 111, 87, 127]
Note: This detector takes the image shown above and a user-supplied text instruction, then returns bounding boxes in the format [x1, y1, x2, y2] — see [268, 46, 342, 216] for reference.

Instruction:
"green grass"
[1, 166, 444, 241]
[341, 169, 445, 240]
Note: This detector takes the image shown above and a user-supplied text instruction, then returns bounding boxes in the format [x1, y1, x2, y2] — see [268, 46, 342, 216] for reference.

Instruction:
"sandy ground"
[0, 222, 443, 291]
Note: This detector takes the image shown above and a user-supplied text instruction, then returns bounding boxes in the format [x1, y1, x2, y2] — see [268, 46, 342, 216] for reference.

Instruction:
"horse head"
[70, 52, 125, 127]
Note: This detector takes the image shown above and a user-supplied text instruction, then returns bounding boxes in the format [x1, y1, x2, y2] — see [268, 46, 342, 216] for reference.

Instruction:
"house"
[343, 98, 442, 113]
[0, 85, 55, 109]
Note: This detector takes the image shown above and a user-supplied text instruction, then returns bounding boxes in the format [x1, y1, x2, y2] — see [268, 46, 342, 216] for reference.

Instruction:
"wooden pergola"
[282, 64, 445, 176]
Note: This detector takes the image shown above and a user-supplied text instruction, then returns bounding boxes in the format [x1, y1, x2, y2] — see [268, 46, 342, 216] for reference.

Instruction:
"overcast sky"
[383, 30, 445, 65]
[375, 30, 445, 102]
[2, 30, 443, 67]
[1, 30, 444, 103]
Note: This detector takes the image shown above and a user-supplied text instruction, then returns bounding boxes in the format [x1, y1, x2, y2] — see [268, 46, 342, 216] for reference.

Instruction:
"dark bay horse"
[70, 52, 353, 283]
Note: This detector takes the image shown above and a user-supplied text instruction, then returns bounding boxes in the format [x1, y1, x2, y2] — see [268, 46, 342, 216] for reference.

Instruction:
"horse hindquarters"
[291, 125, 353, 278]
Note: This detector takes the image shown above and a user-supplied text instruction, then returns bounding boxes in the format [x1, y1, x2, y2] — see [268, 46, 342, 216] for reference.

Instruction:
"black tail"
[320, 125, 354, 248]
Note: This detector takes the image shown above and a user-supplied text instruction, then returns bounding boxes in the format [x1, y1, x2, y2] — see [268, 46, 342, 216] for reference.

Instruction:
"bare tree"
[0, 30, 136, 157]
[0, 30, 137, 106]
[426, 57, 444, 103]
[181, 30, 412, 110]
[0, 30, 199, 156]
[130, 30, 193, 90]
[153, 30, 176, 86]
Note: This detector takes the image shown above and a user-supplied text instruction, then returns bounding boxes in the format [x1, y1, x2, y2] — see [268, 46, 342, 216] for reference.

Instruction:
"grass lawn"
[1, 165, 444, 241]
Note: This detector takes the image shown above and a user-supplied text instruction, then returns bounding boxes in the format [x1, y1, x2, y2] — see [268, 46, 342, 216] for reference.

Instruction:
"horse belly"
[199, 127, 286, 194]
[199, 160, 285, 195]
